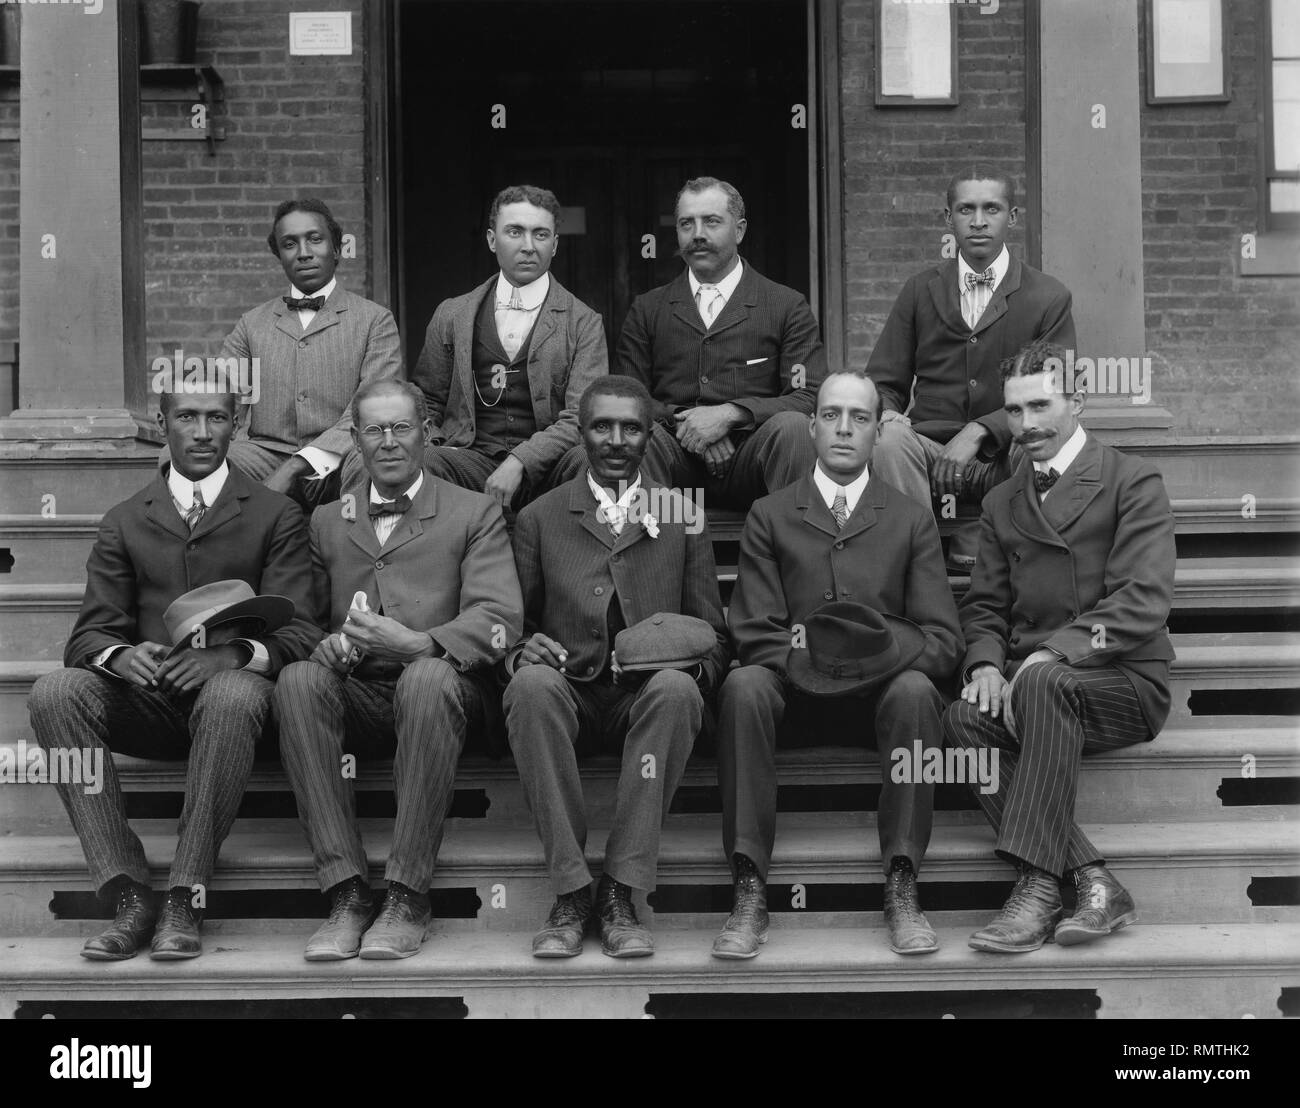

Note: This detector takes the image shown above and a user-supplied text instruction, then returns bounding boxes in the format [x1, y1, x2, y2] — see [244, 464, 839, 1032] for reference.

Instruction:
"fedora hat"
[162, 579, 295, 659]
[786, 601, 927, 697]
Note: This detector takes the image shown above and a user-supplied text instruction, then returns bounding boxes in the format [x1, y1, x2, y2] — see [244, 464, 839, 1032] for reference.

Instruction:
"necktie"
[696, 284, 723, 326]
[184, 485, 206, 532]
[283, 295, 325, 311]
[1034, 468, 1060, 494]
[507, 287, 524, 311]
[602, 503, 626, 537]
[368, 494, 412, 519]
[831, 489, 849, 530]
[964, 270, 996, 290]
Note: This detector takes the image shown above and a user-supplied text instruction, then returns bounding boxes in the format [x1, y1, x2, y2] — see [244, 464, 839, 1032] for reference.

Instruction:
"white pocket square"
[745, 357, 769, 366]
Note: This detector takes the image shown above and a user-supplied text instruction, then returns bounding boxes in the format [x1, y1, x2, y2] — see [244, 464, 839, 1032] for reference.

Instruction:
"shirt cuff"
[90, 644, 129, 678]
[296, 446, 341, 480]
[232, 638, 271, 675]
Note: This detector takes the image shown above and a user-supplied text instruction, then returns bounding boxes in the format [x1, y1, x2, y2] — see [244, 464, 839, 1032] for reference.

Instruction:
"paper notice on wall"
[289, 12, 353, 56]
[880, 2, 951, 100]
[1157, 0, 1212, 64]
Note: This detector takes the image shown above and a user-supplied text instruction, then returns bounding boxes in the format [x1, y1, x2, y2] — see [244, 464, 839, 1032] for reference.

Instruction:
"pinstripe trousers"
[27, 666, 272, 893]
[272, 657, 487, 893]
[943, 660, 1152, 877]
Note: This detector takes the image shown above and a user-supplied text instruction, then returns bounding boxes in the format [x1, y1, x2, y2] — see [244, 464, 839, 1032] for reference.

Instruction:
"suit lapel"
[528, 287, 561, 363]
[795, 474, 841, 539]
[346, 487, 384, 560]
[702, 265, 757, 339]
[1039, 434, 1104, 534]
[666, 271, 708, 337]
[926, 260, 967, 335]
[188, 468, 247, 540]
[300, 284, 348, 339]
[836, 479, 884, 543]
[454, 277, 496, 419]
[143, 473, 190, 541]
[375, 476, 435, 557]
[571, 471, 616, 550]
[1010, 466, 1069, 549]
[971, 251, 1023, 337]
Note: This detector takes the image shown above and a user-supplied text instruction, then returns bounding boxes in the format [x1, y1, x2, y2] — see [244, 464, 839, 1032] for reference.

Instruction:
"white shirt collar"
[812, 461, 870, 515]
[167, 460, 229, 510]
[958, 245, 1009, 292]
[496, 271, 550, 311]
[369, 470, 424, 505]
[687, 257, 744, 302]
[1034, 424, 1087, 477]
[587, 470, 642, 511]
[289, 277, 337, 303]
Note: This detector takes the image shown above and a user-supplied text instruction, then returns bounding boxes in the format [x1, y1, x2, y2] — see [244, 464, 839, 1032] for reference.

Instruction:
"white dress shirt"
[957, 245, 1009, 330]
[812, 462, 870, 516]
[495, 271, 549, 361]
[688, 259, 744, 328]
[587, 471, 643, 536]
[288, 277, 340, 480]
[1034, 424, 1087, 501]
[369, 471, 424, 548]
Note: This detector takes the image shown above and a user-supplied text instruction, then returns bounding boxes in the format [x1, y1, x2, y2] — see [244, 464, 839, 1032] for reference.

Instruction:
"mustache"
[676, 241, 716, 259]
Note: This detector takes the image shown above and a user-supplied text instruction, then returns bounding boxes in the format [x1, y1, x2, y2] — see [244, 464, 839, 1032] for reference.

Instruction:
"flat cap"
[614, 612, 716, 673]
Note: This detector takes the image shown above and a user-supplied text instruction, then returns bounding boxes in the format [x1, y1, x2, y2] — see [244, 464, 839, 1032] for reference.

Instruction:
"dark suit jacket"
[309, 476, 523, 672]
[509, 471, 730, 689]
[617, 264, 827, 427]
[729, 472, 962, 685]
[66, 467, 320, 675]
[866, 253, 1075, 451]
[221, 283, 403, 458]
[411, 275, 608, 484]
[959, 435, 1177, 733]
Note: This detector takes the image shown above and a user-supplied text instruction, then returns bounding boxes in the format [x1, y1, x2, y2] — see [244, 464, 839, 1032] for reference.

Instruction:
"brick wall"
[1139, 0, 1300, 436]
[0, 89, 18, 349]
[142, 0, 369, 396]
[839, 0, 1029, 371]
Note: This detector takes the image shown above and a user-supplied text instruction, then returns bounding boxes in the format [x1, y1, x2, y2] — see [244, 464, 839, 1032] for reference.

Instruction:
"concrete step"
[0, 454, 158, 516]
[2, 720, 1295, 833]
[0, 516, 96, 584]
[2, 820, 1295, 933]
[1, 924, 1296, 1019]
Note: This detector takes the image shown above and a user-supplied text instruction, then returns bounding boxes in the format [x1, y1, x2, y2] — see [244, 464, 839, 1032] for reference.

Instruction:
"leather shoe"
[532, 886, 593, 958]
[883, 857, 938, 955]
[712, 853, 768, 959]
[305, 877, 377, 961]
[150, 887, 202, 960]
[1055, 863, 1137, 946]
[596, 874, 654, 958]
[82, 878, 156, 962]
[359, 882, 432, 959]
[969, 865, 1063, 953]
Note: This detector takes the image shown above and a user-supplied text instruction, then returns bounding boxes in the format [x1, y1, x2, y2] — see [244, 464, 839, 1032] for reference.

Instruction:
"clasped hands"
[109, 640, 249, 695]
[674, 403, 748, 478]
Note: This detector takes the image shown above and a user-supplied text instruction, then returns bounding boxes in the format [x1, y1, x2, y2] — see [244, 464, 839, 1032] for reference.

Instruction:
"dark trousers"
[272, 657, 488, 892]
[551, 411, 815, 507]
[27, 666, 272, 893]
[943, 661, 1151, 878]
[717, 664, 946, 881]
[504, 666, 701, 895]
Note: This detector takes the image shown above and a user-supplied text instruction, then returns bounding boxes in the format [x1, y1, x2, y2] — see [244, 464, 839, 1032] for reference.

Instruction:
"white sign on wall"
[289, 12, 353, 56]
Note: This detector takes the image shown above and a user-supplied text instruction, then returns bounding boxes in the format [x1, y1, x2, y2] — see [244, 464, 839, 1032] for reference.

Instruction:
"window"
[1264, 0, 1300, 230]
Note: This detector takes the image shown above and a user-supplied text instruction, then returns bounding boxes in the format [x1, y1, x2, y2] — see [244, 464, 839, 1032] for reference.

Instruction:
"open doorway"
[395, 0, 811, 368]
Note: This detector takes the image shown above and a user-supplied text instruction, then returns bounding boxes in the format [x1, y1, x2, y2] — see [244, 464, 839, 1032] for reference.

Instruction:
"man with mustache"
[273, 379, 522, 960]
[217, 198, 403, 507]
[27, 378, 319, 961]
[504, 375, 730, 959]
[866, 171, 1075, 568]
[556, 177, 825, 506]
[412, 185, 608, 510]
[943, 340, 1176, 953]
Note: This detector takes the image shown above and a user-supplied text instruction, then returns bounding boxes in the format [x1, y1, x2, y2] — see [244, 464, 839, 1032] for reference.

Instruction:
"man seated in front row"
[504, 376, 730, 959]
[28, 381, 318, 961]
[715, 369, 962, 959]
[273, 380, 523, 960]
[944, 340, 1176, 953]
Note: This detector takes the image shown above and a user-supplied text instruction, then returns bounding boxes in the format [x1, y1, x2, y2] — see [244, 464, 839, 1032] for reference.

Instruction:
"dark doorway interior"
[396, 0, 809, 369]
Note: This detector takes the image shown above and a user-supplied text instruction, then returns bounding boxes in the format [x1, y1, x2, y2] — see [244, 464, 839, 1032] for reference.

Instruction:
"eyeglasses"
[358, 421, 419, 441]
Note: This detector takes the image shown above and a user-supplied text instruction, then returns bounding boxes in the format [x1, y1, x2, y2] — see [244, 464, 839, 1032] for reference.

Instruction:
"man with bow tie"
[411, 185, 607, 510]
[943, 341, 1176, 953]
[714, 369, 962, 959]
[553, 177, 826, 507]
[865, 170, 1075, 568]
[27, 380, 319, 961]
[216, 198, 403, 507]
[503, 375, 730, 959]
[272, 379, 522, 960]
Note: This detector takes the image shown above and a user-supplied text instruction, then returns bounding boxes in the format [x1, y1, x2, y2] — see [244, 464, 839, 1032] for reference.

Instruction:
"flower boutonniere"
[643, 513, 660, 539]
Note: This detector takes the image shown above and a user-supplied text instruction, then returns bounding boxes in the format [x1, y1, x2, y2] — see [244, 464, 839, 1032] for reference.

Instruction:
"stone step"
[2, 820, 1294, 934]
[1, 923, 1296, 1019]
[2, 720, 1295, 833]
[0, 453, 158, 517]
[0, 515, 97, 584]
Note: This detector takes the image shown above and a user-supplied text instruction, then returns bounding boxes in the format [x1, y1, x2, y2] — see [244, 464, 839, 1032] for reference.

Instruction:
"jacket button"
[187, 542, 196, 551]
[594, 586, 603, 595]
[969, 379, 978, 387]
[970, 336, 978, 344]
[700, 376, 709, 384]
[586, 666, 595, 675]
[375, 560, 384, 569]
[834, 541, 844, 550]
[1067, 611, 1077, 621]
[611, 554, 620, 562]
[299, 339, 308, 348]
[823, 590, 833, 600]
[1012, 552, 1021, 561]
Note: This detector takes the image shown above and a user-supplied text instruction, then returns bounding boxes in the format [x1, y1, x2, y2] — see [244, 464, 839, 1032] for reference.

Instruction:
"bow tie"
[284, 295, 325, 312]
[1034, 468, 1060, 493]
[964, 270, 996, 290]
[368, 494, 412, 519]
